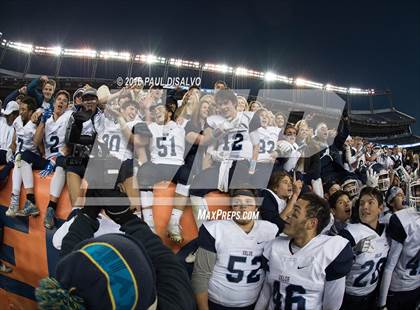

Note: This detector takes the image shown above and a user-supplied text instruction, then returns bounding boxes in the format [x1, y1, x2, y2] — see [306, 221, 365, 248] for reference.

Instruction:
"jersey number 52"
[226, 255, 262, 284]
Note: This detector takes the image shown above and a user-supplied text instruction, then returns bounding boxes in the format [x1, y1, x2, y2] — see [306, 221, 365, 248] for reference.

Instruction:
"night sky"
[1, 0, 419, 133]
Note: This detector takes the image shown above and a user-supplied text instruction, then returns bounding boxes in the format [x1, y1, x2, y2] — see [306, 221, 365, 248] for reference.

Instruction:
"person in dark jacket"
[35, 190, 196, 310]
[27, 75, 56, 109]
[3, 85, 27, 108]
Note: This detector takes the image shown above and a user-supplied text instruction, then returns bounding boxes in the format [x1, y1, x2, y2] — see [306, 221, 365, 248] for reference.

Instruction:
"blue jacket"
[4, 89, 20, 109]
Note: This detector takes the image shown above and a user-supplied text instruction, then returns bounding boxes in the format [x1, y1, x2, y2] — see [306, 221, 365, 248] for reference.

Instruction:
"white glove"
[366, 168, 379, 188]
[354, 235, 375, 254]
[210, 150, 225, 162]
[6, 149, 14, 163]
[277, 140, 293, 156]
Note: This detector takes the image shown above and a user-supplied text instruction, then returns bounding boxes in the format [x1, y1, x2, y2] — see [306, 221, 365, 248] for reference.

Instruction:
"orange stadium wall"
[0, 168, 229, 309]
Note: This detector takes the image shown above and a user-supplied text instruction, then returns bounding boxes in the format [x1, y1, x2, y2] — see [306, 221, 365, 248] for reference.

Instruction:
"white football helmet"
[409, 179, 420, 211]
[377, 169, 390, 192]
[341, 179, 360, 199]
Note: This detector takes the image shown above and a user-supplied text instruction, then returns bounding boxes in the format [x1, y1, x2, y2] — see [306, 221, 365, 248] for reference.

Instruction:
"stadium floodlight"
[146, 54, 157, 64]
[203, 63, 233, 74]
[348, 87, 370, 95]
[216, 64, 230, 73]
[50, 46, 62, 56]
[8, 41, 33, 53]
[100, 50, 131, 61]
[34, 45, 62, 56]
[325, 84, 348, 93]
[170, 58, 183, 67]
[264, 71, 277, 82]
[63, 48, 97, 58]
[136, 54, 166, 65]
[295, 78, 323, 89]
[235, 67, 249, 76]
[169, 58, 200, 69]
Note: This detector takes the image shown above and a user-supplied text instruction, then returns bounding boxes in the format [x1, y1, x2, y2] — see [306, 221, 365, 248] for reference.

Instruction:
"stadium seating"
[0, 168, 230, 309]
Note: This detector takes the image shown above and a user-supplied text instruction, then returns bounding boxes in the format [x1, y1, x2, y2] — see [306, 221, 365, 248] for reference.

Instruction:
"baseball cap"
[73, 88, 85, 101]
[81, 88, 98, 98]
[1, 101, 19, 115]
[386, 186, 404, 205]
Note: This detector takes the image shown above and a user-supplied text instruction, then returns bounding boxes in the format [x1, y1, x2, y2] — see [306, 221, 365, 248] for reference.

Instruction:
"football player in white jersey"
[255, 192, 353, 310]
[65, 88, 105, 208]
[339, 187, 390, 310]
[0, 101, 19, 188]
[32, 90, 72, 228]
[101, 99, 141, 210]
[378, 180, 420, 310]
[327, 190, 352, 235]
[133, 100, 186, 231]
[192, 188, 278, 310]
[249, 108, 281, 188]
[6, 97, 39, 217]
[189, 89, 260, 228]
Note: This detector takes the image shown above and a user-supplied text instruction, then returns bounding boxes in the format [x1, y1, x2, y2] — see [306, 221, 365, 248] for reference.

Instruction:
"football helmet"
[377, 169, 390, 192]
[409, 179, 420, 211]
[341, 179, 360, 199]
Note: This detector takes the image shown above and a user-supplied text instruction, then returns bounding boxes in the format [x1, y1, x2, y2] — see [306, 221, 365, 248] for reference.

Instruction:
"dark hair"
[55, 89, 70, 102]
[299, 192, 331, 234]
[16, 94, 25, 101]
[284, 124, 297, 134]
[229, 187, 259, 199]
[163, 102, 177, 121]
[188, 85, 200, 91]
[118, 91, 133, 103]
[121, 100, 138, 110]
[214, 89, 237, 106]
[359, 186, 384, 206]
[268, 170, 292, 192]
[328, 190, 350, 209]
[21, 96, 37, 112]
[214, 80, 227, 88]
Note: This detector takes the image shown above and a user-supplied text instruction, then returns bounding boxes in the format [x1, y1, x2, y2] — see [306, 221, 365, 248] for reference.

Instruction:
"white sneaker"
[168, 224, 184, 244]
[6, 194, 19, 217]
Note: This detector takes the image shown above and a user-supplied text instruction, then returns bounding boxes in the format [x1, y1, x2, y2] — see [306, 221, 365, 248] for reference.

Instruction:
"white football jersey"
[103, 118, 139, 161]
[0, 117, 14, 151]
[343, 223, 390, 296]
[13, 116, 38, 154]
[260, 234, 351, 310]
[44, 110, 73, 159]
[203, 220, 278, 307]
[207, 112, 255, 161]
[148, 121, 185, 166]
[250, 126, 281, 162]
[388, 208, 420, 292]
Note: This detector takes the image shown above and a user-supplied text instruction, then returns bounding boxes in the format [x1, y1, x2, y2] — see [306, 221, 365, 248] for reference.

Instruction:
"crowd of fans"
[0, 75, 418, 309]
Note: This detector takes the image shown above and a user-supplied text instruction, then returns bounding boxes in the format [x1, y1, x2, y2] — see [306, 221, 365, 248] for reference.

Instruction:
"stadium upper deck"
[0, 32, 418, 147]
